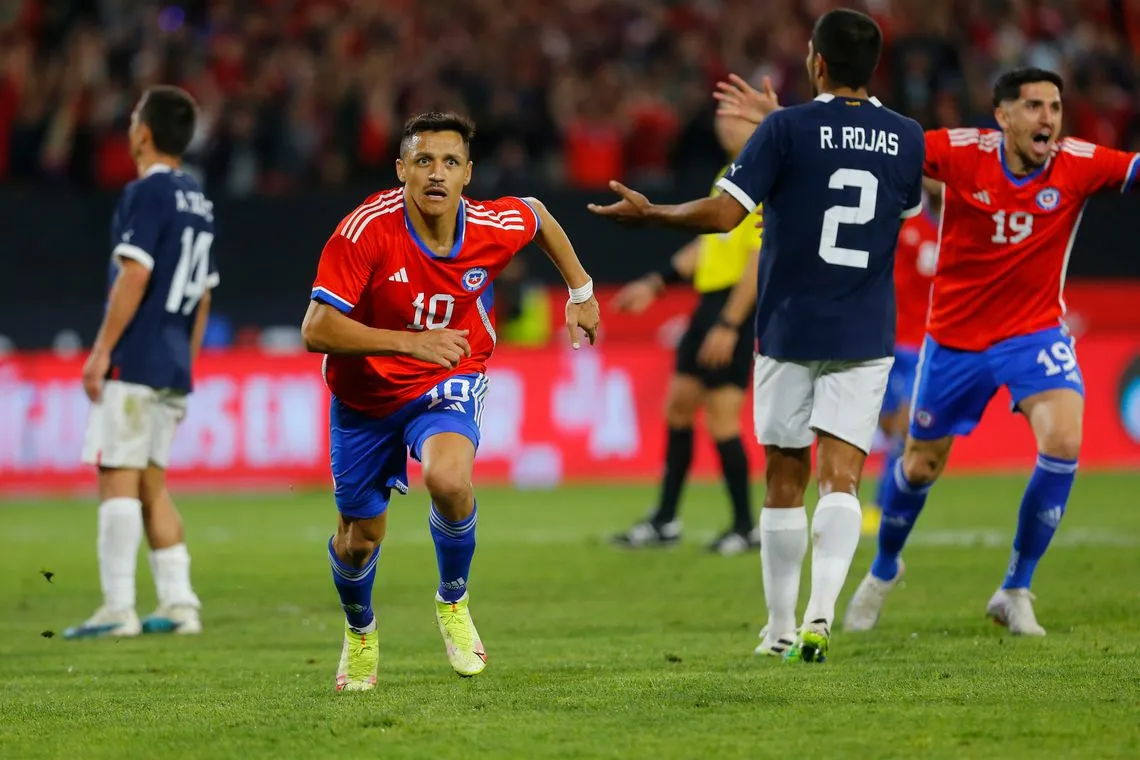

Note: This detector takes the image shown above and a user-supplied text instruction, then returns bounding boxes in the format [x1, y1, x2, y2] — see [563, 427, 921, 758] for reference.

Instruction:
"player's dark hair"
[137, 85, 197, 157]
[992, 68, 1065, 107]
[810, 9, 883, 90]
[400, 111, 476, 157]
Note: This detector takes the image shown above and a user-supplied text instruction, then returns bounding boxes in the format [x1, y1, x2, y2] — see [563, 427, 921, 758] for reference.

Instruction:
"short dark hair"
[138, 85, 197, 157]
[811, 9, 883, 90]
[992, 68, 1065, 107]
[400, 111, 476, 157]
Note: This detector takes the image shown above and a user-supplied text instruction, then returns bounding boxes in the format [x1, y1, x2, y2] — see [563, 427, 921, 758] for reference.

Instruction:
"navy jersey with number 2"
[716, 93, 925, 361]
[108, 164, 219, 393]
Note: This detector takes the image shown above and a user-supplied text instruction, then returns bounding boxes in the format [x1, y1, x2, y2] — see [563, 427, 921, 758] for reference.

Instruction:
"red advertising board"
[3, 336, 1140, 496]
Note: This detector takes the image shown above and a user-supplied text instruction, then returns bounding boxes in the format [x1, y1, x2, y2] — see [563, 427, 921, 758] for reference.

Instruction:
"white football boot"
[986, 588, 1046, 636]
[842, 560, 905, 632]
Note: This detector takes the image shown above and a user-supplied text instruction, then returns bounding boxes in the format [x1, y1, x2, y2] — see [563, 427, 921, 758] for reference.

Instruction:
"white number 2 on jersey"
[166, 227, 214, 315]
[818, 168, 879, 269]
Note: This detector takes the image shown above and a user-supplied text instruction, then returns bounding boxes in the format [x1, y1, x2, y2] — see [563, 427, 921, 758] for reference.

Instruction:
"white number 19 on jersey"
[818, 168, 878, 269]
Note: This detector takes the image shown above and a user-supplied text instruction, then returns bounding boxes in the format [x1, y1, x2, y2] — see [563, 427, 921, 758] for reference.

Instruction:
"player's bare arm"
[698, 247, 759, 370]
[713, 73, 782, 125]
[589, 181, 747, 234]
[613, 238, 700, 314]
[523, 196, 600, 349]
[190, 289, 211, 365]
[82, 257, 151, 402]
[301, 301, 471, 369]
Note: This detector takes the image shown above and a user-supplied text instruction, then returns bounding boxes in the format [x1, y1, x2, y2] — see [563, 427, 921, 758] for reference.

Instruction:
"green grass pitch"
[2, 474, 1138, 759]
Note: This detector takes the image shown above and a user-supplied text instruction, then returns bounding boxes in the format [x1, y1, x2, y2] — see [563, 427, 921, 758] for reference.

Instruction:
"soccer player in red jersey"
[301, 112, 600, 689]
[846, 68, 1140, 635]
[863, 185, 939, 535]
[713, 66, 1140, 637]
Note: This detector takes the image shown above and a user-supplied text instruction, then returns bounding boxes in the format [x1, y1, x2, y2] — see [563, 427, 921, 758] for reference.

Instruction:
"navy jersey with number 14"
[716, 93, 926, 361]
[108, 164, 219, 393]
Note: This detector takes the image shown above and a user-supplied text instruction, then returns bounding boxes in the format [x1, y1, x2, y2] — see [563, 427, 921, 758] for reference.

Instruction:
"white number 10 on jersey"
[819, 168, 879, 269]
[409, 292, 455, 330]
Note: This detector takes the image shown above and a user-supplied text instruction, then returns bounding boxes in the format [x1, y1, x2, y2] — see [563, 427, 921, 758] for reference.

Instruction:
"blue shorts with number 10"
[909, 325, 1083, 440]
[329, 373, 488, 519]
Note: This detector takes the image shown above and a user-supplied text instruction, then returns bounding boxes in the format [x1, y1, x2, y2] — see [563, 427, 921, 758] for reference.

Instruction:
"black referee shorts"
[674, 288, 754, 390]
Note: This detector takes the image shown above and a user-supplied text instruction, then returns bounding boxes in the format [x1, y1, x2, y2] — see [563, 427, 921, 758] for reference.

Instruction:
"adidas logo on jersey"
[973, 190, 991, 205]
[444, 402, 466, 413]
[388, 267, 408, 283]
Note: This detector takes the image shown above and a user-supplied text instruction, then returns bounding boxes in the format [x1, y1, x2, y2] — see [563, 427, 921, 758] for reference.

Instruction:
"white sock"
[98, 498, 143, 612]
[803, 492, 863, 627]
[760, 506, 808, 638]
[149, 543, 201, 609]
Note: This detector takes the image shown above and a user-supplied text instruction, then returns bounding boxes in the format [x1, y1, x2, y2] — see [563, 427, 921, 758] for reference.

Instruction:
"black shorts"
[675, 288, 755, 390]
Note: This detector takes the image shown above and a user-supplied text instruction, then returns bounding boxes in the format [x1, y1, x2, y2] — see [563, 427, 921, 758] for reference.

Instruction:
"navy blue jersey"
[107, 165, 219, 392]
[716, 94, 925, 361]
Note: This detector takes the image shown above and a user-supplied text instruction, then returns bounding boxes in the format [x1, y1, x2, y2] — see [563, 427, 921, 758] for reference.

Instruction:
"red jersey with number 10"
[923, 128, 1138, 351]
[310, 188, 539, 418]
[894, 208, 938, 350]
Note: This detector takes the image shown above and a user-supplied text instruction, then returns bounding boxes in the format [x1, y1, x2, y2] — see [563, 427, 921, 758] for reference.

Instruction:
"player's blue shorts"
[329, 373, 488, 519]
[909, 326, 1083, 440]
[880, 346, 921, 416]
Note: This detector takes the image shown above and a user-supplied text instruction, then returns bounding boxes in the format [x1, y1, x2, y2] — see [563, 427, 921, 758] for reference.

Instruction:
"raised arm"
[587, 181, 748, 234]
[712, 74, 782, 125]
[590, 109, 781, 234]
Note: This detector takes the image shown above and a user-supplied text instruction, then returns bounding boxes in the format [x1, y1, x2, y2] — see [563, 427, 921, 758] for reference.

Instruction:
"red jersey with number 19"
[310, 188, 539, 418]
[923, 128, 1139, 351]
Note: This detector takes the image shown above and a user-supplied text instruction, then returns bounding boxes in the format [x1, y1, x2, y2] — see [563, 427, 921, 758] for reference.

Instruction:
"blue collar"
[404, 198, 466, 259]
[999, 143, 1048, 187]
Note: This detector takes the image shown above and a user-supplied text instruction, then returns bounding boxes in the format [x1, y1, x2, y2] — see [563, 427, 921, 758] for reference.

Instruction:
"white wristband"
[568, 279, 594, 304]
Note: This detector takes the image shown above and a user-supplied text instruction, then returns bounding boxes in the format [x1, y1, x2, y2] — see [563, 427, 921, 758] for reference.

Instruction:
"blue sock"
[870, 459, 932, 582]
[1002, 454, 1076, 590]
[875, 435, 905, 508]
[328, 537, 379, 631]
[430, 503, 477, 603]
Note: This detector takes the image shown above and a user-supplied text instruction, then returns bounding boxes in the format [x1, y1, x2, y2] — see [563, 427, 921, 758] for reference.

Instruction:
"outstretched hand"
[713, 74, 780, 124]
[587, 181, 653, 224]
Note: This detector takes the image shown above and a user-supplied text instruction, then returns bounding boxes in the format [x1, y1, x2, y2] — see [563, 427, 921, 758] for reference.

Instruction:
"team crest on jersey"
[1035, 187, 1061, 211]
[914, 409, 935, 429]
[462, 267, 488, 292]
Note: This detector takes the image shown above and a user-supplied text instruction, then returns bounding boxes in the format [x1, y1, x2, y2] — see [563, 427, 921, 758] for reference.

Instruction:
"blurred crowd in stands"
[3, 0, 1140, 196]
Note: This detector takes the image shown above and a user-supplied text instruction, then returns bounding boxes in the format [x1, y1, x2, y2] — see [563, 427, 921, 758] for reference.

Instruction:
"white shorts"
[81, 380, 188, 470]
[752, 354, 894, 454]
